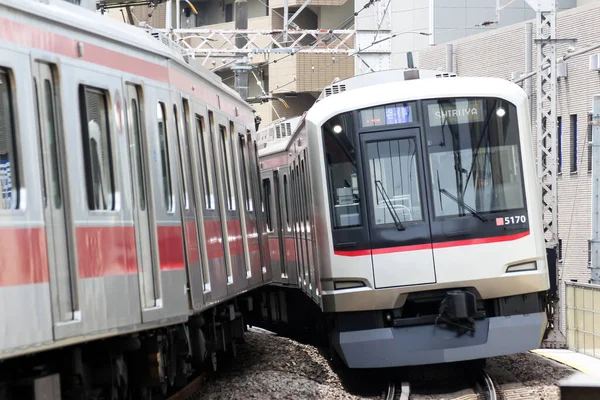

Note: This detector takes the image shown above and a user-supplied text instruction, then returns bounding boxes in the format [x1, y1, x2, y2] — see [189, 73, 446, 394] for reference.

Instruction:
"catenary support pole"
[233, 0, 250, 100]
[166, 0, 172, 31]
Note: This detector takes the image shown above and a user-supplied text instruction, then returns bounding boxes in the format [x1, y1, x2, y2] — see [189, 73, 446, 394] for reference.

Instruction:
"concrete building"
[418, 1, 600, 337]
[108, 0, 355, 125]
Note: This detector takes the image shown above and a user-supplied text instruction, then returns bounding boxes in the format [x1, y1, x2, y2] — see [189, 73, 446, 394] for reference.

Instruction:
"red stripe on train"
[333, 231, 530, 257]
[76, 226, 138, 278]
[156, 225, 186, 271]
[0, 227, 49, 286]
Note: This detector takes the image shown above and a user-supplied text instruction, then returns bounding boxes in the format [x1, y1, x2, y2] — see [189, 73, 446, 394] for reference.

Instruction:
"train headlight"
[333, 124, 343, 134]
[496, 108, 506, 117]
[505, 261, 537, 273]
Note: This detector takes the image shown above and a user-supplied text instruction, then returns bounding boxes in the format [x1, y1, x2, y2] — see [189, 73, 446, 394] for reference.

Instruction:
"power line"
[270, 31, 430, 94]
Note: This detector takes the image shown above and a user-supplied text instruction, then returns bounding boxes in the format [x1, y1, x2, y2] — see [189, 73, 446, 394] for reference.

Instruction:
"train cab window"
[220, 125, 235, 211]
[424, 98, 525, 218]
[157, 102, 174, 212]
[322, 112, 361, 228]
[0, 68, 20, 210]
[366, 138, 423, 224]
[80, 86, 116, 211]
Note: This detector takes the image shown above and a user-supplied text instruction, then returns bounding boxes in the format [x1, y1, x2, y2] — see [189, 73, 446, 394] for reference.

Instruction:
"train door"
[173, 100, 205, 309]
[360, 128, 436, 288]
[123, 83, 160, 312]
[273, 170, 288, 283]
[33, 61, 79, 333]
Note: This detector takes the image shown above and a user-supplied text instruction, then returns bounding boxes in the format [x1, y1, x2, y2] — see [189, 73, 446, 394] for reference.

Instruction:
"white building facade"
[355, 0, 577, 73]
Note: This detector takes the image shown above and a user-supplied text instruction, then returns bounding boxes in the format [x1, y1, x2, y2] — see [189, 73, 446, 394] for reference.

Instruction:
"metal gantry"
[499, 0, 563, 347]
[158, 28, 358, 58]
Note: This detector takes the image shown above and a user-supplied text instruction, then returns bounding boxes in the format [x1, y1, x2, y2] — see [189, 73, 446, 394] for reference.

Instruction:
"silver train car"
[257, 69, 551, 369]
[0, 0, 271, 397]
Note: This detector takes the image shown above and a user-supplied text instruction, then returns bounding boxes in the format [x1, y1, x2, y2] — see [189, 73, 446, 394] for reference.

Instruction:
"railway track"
[166, 374, 207, 400]
[386, 369, 497, 400]
[384, 381, 410, 400]
[478, 370, 497, 400]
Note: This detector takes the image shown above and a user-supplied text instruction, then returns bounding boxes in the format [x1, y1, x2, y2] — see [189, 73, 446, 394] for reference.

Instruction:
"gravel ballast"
[195, 328, 579, 400]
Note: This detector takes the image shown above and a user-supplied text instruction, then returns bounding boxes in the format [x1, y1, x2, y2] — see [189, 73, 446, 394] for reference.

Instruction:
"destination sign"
[427, 99, 485, 127]
[360, 102, 416, 128]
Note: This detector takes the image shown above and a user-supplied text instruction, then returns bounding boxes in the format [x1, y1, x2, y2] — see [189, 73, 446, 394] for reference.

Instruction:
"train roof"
[257, 114, 305, 157]
[308, 73, 528, 126]
[9, 0, 248, 107]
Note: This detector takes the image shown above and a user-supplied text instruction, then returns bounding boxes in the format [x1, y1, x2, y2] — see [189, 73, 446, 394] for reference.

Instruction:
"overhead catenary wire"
[269, 30, 430, 93]
[237, 0, 383, 74]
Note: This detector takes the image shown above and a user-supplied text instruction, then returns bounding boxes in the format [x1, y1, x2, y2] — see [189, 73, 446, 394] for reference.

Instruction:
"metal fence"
[565, 282, 600, 357]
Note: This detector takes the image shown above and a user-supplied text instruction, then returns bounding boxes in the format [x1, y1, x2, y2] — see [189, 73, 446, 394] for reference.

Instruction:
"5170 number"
[496, 215, 527, 226]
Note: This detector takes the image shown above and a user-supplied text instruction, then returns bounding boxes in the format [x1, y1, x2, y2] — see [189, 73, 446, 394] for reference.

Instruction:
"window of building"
[225, 3, 233, 22]
[558, 238, 563, 262]
[571, 114, 578, 173]
[588, 239, 592, 266]
[157, 102, 173, 212]
[557, 116, 562, 174]
[80, 86, 116, 211]
[588, 113, 593, 173]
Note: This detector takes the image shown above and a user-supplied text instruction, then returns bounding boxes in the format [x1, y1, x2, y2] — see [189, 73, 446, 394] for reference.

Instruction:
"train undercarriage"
[0, 295, 259, 400]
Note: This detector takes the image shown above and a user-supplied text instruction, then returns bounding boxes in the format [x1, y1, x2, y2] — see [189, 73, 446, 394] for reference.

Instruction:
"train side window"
[195, 115, 214, 210]
[80, 85, 116, 211]
[129, 94, 146, 210]
[157, 102, 174, 212]
[220, 125, 235, 211]
[173, 104, 189, 210]
[239, 132, 253, 211]
[283, 174, 290, 230]
[322, 112, 361, 228]
[0, 68, 20, 210]
[262, 177, 272, 231]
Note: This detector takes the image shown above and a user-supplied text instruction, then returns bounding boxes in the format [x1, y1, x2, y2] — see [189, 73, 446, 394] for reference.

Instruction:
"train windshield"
[424, 97, 525, 218]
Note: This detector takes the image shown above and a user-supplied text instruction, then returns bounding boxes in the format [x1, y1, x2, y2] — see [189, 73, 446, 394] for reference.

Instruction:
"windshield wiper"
[439, 188, 488, 222]
[375, 180, 405, 231]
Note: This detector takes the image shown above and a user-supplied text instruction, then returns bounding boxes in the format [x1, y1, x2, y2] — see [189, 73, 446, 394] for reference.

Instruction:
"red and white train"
[258, 69, 552, 369]
[0, 0, 271, 398]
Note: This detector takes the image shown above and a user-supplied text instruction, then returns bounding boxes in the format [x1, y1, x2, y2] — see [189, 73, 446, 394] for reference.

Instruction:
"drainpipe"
[445, 44, 453, 73]
[592, 96, 600, 284]
[525, 22, 533, 112]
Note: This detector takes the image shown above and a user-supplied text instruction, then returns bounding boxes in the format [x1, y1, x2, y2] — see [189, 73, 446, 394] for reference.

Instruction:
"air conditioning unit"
[557, 61, 568, 78]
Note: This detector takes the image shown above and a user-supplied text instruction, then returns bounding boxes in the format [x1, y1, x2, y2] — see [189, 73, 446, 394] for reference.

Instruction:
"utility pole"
[232, 0, 250, 100]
